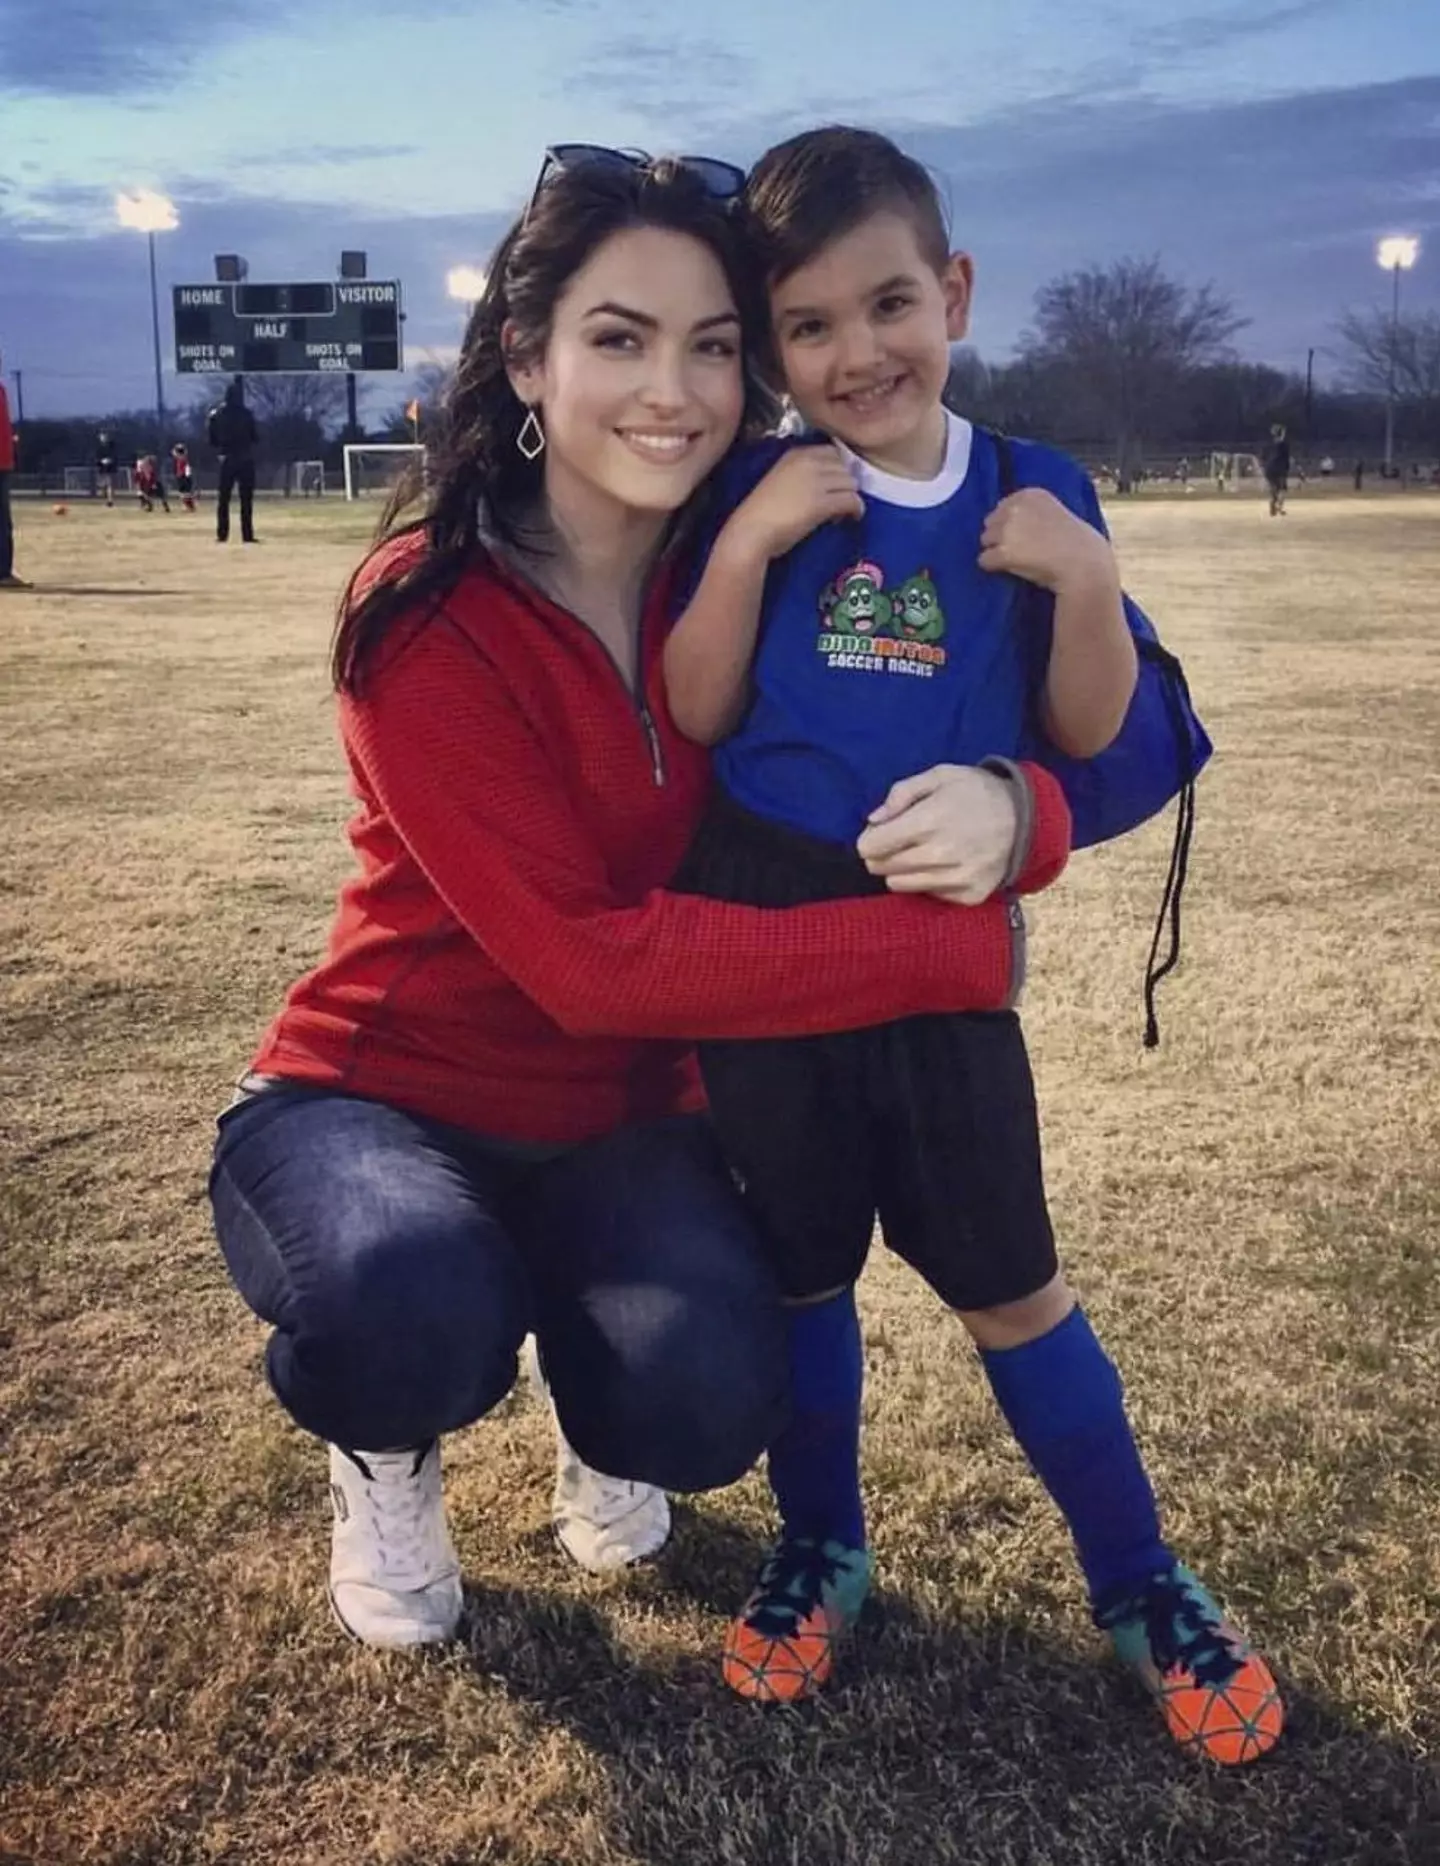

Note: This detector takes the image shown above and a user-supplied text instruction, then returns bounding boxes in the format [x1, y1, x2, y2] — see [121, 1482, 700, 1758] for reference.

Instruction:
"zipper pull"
[639, 705, 666, 787]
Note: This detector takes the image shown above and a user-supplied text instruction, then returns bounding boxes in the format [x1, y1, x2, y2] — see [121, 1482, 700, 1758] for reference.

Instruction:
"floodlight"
[116, 189, 179, 234]
[446, 266, 488, 303]
[1376, 236, 1420, 272]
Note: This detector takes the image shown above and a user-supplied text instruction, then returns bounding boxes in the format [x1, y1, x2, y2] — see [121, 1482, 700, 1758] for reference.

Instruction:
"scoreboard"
[172, 280, 403, 375]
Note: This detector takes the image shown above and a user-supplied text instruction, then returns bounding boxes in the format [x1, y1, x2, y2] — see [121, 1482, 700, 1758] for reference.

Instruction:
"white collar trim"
[834, 409, 974, 509]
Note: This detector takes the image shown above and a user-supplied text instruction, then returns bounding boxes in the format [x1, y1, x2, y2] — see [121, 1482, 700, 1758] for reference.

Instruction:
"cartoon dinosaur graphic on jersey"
[891, 568, 946, 643]
[822, 560, 887, 636]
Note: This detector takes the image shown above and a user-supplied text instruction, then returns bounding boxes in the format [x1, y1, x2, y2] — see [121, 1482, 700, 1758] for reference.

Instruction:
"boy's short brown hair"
[743, 126, 952, 285]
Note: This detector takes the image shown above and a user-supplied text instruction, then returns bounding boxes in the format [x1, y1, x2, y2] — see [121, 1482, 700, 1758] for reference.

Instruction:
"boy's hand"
[725, 445, 864, 563]
[979, 488, 1119, 595]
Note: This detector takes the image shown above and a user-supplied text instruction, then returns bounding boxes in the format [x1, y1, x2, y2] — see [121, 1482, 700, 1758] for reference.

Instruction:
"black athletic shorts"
[673, 790, 1057, 1310]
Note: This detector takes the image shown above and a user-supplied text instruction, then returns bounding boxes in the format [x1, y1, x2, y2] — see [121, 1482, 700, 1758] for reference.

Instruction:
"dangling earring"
[516, 406, 546, 462]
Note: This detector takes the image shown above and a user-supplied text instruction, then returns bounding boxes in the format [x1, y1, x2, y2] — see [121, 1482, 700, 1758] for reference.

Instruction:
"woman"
[209, 146, 1070, 1650]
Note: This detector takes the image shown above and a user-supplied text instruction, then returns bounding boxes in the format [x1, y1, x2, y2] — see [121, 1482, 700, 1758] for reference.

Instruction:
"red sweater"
[253, 539, 1071, 1144]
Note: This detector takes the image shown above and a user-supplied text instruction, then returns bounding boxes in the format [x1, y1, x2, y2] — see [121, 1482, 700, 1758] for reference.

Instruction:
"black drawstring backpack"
[987, 430, 1209, 1048]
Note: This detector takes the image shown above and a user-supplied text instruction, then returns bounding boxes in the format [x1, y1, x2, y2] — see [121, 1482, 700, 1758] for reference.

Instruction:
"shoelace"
[744, 1539, 849, 1639]
[1096, 1568, 1244, 1690]
[353, 1448, 446, 1585]
[581, 1473, 650, 1520]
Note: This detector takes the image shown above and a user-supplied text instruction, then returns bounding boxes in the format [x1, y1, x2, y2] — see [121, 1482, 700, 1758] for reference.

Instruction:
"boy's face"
[768, 211, 972, 478]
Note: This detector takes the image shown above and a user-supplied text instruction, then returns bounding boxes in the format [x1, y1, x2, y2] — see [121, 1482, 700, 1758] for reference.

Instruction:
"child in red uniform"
[171, 442, 197, 512]
[135, 454, 170, 513]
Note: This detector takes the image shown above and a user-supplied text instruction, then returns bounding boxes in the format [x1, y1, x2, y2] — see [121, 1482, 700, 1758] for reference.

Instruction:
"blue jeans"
[209, 1089, 787, 1492]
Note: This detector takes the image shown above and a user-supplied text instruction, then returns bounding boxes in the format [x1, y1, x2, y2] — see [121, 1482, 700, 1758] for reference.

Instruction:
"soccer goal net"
[64, 464, 135, 495]
[1208, 452, 1265, 487]
[343, 443, 424, 501]
[290, 459, 326, 497]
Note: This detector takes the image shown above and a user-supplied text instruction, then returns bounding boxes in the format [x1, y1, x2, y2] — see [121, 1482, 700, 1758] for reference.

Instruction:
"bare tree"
[379, 360, 455, 440]
[1334, 308, 1440, 443]
[942, 346, 992, 416]
[1020, 257, 1247, 487]
[942, 347, 1072, 441]
[224, 374, 355, 431]
[191, 373, 369, 473]
[1186, 360, 1304, 446]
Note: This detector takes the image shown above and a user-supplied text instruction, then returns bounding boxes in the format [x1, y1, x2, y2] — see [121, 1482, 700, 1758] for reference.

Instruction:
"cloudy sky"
[2, 0, 1437, 418]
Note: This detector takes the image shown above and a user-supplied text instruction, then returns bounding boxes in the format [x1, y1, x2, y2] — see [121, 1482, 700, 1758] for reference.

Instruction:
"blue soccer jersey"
[705, 412, 1110, 846]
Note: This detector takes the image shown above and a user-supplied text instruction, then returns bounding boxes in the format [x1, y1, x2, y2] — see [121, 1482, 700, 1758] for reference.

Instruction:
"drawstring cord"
[1139, 640, 1198, 1049]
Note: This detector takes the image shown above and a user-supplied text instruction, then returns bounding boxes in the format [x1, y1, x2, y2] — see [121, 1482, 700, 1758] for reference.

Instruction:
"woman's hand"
[856, 764, 1019, 905]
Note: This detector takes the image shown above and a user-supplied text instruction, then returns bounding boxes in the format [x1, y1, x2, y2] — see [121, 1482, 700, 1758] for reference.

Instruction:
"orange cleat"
[1097, 1560, 1284, 1765]
[722, 1536, 871, 1705]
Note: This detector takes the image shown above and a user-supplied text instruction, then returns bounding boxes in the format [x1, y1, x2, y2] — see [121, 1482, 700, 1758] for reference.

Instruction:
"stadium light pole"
[117, 190, 180, 449]
[1376, 235, 1419, 474]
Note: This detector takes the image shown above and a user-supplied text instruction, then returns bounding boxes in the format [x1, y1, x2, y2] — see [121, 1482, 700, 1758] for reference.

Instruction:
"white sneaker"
[551, 1429, 673, 1572]
[522, 1335, 672, 1573]
[327, 1441, 463, 1647]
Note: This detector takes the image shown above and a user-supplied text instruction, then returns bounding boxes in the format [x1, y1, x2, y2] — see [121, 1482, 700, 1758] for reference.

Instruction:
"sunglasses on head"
[524, 143, 746, 221]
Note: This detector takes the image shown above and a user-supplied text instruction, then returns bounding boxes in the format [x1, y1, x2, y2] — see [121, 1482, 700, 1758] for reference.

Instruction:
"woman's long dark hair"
[332, 159, 772, 693]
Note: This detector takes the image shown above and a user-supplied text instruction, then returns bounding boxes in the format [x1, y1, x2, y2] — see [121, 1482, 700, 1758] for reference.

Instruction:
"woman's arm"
[344, 619, 1070, 1043]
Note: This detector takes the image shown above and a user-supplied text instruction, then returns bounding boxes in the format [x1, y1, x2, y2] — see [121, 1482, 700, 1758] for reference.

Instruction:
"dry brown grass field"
[2, 487, 1438, 1866]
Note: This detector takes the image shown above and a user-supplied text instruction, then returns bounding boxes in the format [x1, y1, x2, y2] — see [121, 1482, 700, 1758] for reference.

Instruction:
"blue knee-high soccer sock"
[765, 1288, 866, 1549]
[980, 1306, 1170, 1605]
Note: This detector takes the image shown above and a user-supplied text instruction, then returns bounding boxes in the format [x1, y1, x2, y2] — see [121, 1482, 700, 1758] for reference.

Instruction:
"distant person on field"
[208, 381, 259, 544]
[96, 429, 118, 507]
[0, 347, 28, 590]
[171, 441, 198, 512]
[135, 453, 171, 514]
[1353, 458, 1365, 491]
[1264, 424, 1290, 517]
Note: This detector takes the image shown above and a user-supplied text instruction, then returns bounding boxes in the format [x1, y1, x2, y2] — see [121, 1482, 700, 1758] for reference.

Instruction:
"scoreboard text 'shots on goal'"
[172, 280, 404, 376]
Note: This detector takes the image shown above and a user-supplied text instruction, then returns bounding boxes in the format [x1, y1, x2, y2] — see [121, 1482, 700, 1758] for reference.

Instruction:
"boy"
[171, 441, 198, 512]
[665, 127, 1281, 1765]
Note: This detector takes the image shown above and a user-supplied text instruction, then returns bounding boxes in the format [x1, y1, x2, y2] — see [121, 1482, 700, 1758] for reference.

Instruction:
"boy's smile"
[769, 211, 973, 480]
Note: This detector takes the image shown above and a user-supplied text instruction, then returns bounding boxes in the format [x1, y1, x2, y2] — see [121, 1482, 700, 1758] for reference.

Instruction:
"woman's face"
[508, 225, 746, 521]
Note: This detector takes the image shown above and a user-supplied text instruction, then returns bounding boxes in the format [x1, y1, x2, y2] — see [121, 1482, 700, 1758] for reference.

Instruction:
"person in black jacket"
[208, 381, 260, 543]
[1263, 424, 1291, 518]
